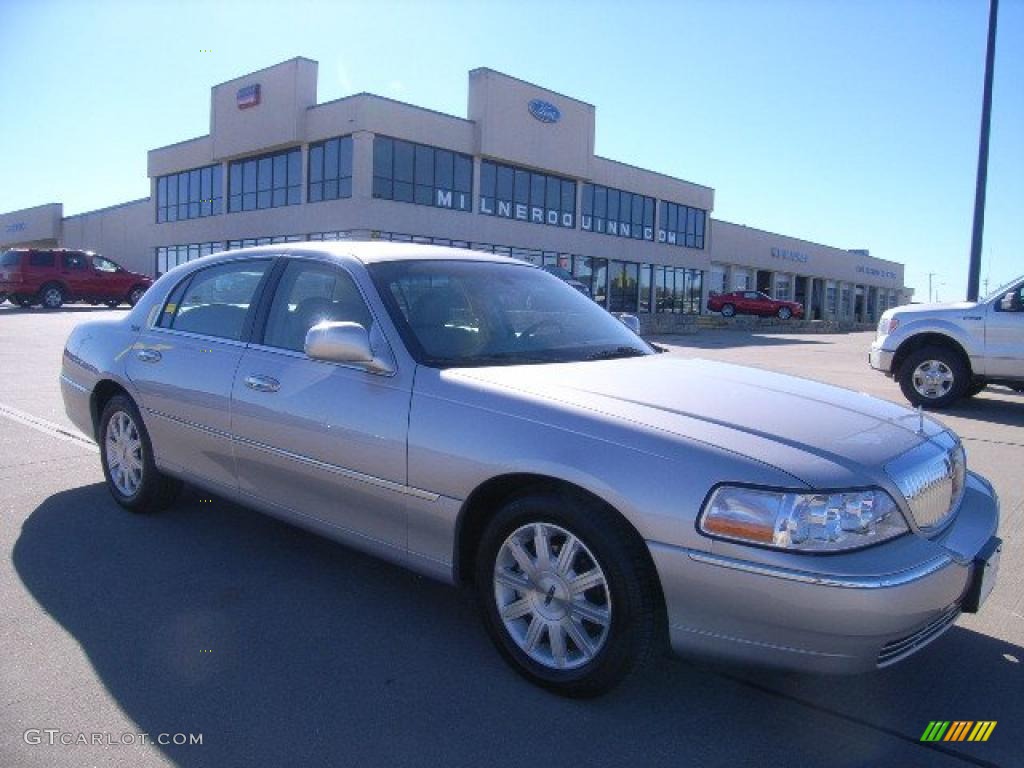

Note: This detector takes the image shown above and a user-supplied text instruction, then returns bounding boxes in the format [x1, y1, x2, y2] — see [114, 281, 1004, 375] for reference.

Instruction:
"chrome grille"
[885, 432, 966, 530]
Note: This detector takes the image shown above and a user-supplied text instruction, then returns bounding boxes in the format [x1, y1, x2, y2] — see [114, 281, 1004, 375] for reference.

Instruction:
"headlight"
[699, 486, 908, 552]
[877, 314, 899, 336]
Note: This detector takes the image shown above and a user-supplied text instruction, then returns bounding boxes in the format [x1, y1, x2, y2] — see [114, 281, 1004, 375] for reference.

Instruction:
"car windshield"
[370, 259, 652, 367]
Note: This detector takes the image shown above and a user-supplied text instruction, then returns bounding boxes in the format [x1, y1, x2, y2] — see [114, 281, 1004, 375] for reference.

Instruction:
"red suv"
[0, 249, 152, 309]
[706, 290, 804, 320]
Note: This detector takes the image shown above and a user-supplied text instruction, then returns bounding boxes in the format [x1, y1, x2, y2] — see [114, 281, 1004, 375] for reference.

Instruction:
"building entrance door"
[794, 276, 808, 311]
[756, 270, 773, 295]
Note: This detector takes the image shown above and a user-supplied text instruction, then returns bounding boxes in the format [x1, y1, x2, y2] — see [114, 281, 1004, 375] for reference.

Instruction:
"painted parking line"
[0, 401, 97, 452]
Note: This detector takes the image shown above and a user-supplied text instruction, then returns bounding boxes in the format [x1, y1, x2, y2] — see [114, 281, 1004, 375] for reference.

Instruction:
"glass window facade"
[657, 201, 707, 249]
[373, 136, 472, 212]
[581, 184, 655, 241]
[228, 148, 301, 212]
[308, 136, 353, 203]
[652, 266, 703, 314]
[479, 160, 575, 228]
[608, 260, 640, 312]
[157, 164, 222, 223]
[155, 241, 225, 274]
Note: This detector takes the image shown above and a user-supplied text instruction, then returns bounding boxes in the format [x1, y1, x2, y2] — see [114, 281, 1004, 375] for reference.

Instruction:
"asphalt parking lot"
[1, 306, 1021, 768]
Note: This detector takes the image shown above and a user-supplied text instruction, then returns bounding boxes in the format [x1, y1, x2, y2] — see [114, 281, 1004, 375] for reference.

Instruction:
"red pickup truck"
[707, 290, 804, 320]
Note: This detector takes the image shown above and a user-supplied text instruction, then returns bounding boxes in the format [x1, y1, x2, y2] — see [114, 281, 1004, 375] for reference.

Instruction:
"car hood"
[448, 355, 947, 488]
[890, 301, 980, 317]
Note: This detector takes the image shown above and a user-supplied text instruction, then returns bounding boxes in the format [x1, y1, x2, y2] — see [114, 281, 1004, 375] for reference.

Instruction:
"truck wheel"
[39, 284, 64, 309]
[898, 346, 968, 409]
[127, 285, 147, 307]
[721, 303, 736, 317]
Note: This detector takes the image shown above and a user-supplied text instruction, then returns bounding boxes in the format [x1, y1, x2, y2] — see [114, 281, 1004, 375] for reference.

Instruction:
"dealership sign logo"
[857, 264, 897, 280]
[528, 99, 561, 124]
[479, 196, 574, 228]
[5, 222, 26, 234]
[237, 84, 261, 110]
[771, 247, 809, 264]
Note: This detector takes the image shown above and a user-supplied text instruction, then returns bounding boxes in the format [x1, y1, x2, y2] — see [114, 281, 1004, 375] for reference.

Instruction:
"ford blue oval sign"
[528, 99, 561, 124]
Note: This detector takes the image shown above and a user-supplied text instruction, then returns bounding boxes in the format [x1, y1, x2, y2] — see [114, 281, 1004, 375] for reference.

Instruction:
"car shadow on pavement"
[937, 390, 1024, 429]
[14, 483, 1020, 768]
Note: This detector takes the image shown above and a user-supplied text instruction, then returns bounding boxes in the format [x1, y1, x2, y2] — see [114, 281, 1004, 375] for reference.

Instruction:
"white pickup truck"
[870, 275, 1024, 408]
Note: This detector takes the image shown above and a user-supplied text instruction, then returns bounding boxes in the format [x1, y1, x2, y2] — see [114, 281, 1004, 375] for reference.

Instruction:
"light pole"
[967, 0, 999, 301]
[928, 272, 938, 303]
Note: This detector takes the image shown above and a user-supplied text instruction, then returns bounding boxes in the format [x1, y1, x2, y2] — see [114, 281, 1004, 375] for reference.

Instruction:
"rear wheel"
[898, 346, 968, 409]
[777, 306, 792, 320]
[475, 491, 661, 697]
[721, 303, 736, 317]
[99, 395, 182, 513]
[39, 284, 64, 309]
[106, 300, 120, 308]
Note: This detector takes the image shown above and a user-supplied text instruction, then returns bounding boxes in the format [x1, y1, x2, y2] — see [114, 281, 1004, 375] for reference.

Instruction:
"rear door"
[126, 257, 274, 490]
[229, 257, 411, 551]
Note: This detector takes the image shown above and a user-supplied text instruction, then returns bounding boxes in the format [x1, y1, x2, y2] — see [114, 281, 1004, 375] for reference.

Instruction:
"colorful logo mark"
[920, 721, 996, 742]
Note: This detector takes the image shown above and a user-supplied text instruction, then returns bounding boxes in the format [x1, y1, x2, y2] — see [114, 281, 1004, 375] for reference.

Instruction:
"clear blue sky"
[1, 0, 1021, 301]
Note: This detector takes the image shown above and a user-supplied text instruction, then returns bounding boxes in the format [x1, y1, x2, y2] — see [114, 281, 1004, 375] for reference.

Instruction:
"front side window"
[92, 256, 119, 273]
[308, 136, 353, 203]
[373, 136, 472, 212]
[228, 149, 301, 212]
[371, 260, 650, 367]
[262, 261, 374, 353]
[479, 160, 575, 228]
[157, 164, 222, 223]
[160, 260, 271, 340]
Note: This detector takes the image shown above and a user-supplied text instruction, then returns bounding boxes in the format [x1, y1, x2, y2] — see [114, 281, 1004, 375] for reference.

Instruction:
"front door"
[230, 258, 411, 551]
[985, 282, 1024, 378]
[126, 257, 274, 490]
[60, 252, 92, 298]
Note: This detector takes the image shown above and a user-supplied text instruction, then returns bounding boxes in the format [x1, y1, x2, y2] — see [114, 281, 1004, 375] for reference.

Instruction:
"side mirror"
[304, 321, 393, 374]
[1000, 292, 1022, 312]
[616, 313, 641, 334]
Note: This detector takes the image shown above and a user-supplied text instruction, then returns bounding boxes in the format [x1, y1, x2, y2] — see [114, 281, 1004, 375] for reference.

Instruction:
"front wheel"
[777, 306, 792, 320]
[99, 395, 182, 512]
[898, 346, 968, 409]
[721, 303, 736, 317]
[127, 285, 147, 307]
[39, 284, 64, 309]
[475, 492, 661, 697]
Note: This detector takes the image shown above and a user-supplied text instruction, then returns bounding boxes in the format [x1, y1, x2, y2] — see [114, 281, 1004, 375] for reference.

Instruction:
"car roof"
[209, 240, 530, 267]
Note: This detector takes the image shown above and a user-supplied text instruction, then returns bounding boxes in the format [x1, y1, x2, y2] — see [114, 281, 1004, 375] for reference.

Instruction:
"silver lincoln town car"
[61, 243, 1001, 696]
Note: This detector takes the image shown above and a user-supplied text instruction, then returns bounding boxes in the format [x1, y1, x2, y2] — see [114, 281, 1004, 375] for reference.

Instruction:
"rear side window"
[63, 253, 87, 270]
[29, 252, 55, 268]
[159, 259, 271, 341]
[0, 250, 20, 267]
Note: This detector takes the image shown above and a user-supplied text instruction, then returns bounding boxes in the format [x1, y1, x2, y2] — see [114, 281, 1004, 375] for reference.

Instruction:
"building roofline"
[593, 155, 715, 194]
[211, 56, 318, 90]
[713, 219, 901, 267]
[149, 134, 210, 154]
[469, 68, 596, 109]
[64, 197, 150, 220]
[310, 91, 475, 125]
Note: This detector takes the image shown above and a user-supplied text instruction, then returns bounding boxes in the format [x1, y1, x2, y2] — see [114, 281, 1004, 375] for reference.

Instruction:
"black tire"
[12, 295, 33, 307]
[0, 292, 7, 304]
[475, 491, 662, 697]
[964, 380, 987, 398]
[898, 345, 969, 409]
[721, 303, 736, 318]
[39, 283, 64, 309]
[777, 306, 792, 320]
[99, 394, 182, 513]
[127, 285, 147, 307]
[106, 300, 120, 308]
[1011, 385, 1024, 394]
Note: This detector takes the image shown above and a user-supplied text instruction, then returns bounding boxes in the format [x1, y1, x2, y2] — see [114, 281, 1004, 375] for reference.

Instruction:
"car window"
[29, 252, 55, 268]
[0, 250, 20, 267]
[263, 261, 373, 353]
[92, 255, 119, 273]
[63, 253, 86, 270]
[744, 292, 760, 299]
[162, 259, 271, 341]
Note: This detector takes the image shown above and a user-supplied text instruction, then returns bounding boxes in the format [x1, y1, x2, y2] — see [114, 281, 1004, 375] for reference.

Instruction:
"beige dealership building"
[0, 57, 908, 325]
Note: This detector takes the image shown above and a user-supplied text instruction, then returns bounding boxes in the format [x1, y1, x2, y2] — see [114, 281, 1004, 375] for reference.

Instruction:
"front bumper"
[649, 471, 999, 673]
[869, 340, 895, 373]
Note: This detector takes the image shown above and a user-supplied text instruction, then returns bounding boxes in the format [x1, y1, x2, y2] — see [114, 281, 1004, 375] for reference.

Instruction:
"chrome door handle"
[244, 374, 280, 393]
[136, 349, 162, 363]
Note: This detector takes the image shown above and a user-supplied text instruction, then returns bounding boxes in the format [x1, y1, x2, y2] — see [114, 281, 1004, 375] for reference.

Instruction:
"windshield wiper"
[584, 347, 649, 361]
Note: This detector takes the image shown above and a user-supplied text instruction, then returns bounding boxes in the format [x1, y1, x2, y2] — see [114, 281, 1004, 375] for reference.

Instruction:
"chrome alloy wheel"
[912, 359, 955, 399]
[105, 410, 144, 497]
[493, 522, 612, 670]
[42, 286, 63, 308]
